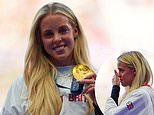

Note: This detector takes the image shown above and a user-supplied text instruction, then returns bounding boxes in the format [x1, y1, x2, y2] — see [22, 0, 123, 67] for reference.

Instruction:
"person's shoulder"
[130, 86, 153, 99]
[12, 75, 25, 86]
[139, 86, 154, 96]
[1, 75, 27, 115]
[131, 87, 146, 94]
[10, 75, 27, 92]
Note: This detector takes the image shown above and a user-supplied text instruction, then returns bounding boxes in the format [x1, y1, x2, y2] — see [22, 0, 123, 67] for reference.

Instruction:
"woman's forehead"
[117, 61, 129, 68]
[40, 14, 71, 30]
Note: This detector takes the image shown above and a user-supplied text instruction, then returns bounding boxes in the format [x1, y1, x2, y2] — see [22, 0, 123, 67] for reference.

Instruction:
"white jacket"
[104, 86, 154, 115]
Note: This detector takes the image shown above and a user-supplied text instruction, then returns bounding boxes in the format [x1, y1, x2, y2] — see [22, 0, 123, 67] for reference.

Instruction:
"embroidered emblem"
[126, 101, 134, 110]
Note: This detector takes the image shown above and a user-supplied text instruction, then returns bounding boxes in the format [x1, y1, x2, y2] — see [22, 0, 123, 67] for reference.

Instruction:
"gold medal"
[72, 64, 93, 81]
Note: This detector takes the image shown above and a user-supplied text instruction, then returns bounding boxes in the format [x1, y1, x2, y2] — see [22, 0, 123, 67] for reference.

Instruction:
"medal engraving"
[72, 64, 93, 81]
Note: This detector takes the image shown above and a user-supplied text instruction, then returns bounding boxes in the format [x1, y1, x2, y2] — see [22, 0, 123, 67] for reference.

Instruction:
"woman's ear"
[73, 27, 79, 38]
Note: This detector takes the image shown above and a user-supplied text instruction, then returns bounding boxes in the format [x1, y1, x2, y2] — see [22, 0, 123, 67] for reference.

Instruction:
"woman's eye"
[43, 31, 53, 38]
[119, 69, 124, 73]
[59, 27, 69, 34]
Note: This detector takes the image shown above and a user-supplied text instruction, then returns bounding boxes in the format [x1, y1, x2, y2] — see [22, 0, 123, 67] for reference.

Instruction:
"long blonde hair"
[118, 51, 153, 101]
[24, 2, 93, 115]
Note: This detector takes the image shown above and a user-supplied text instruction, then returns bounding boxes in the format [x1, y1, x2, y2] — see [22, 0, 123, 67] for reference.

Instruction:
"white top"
[104, 86, 154, 115]
[1, 65, 95, 115]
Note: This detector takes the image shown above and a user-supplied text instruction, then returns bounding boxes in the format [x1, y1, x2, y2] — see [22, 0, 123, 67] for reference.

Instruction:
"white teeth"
[54, 46, 64, 51]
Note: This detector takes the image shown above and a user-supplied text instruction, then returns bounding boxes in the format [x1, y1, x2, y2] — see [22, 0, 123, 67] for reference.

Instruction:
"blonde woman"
[104, 51, 154, 115]
[2, 2, 99, 115]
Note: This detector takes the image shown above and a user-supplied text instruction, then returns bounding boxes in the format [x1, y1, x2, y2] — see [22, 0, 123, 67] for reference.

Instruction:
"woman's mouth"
[120, 78, 123, 82]
[53, 45, 65, 51]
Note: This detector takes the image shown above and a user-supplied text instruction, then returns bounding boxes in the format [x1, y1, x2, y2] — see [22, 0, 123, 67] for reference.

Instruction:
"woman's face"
[117, 61, 135, 87]
[40, 14, 78, 66]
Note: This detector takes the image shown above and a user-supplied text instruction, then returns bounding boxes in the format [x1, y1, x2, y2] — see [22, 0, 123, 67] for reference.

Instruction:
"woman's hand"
[79, 73, 97, 104]
[112, 70, 120, 86]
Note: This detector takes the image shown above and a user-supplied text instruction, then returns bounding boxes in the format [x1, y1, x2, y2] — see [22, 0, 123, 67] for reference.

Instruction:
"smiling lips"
[52, 45, 66, 52]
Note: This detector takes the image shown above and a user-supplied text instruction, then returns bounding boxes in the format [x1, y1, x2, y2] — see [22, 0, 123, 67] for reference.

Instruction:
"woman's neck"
[51, 59, 75, 66]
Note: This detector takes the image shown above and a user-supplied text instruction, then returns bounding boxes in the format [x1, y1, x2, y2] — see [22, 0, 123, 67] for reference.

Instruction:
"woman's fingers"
[79, 73, 96, 84]
[80, 73, 97, 104]
[81, 84, 95, 94]
[85, 73, 96, 80]
[112, 70, 120, 86]
[114, 70, 119, 77]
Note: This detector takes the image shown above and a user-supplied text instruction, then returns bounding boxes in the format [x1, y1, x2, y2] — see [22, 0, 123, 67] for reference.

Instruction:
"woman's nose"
[53, 33, 62, 43]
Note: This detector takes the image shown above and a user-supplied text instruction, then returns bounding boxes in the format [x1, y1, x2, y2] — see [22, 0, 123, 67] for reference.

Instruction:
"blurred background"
[0, 0, 154, 111]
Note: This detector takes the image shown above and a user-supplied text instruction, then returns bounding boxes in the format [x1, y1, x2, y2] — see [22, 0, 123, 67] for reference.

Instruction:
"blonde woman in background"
[104, 51, 154, 115]
[2, 2, 101, 115]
